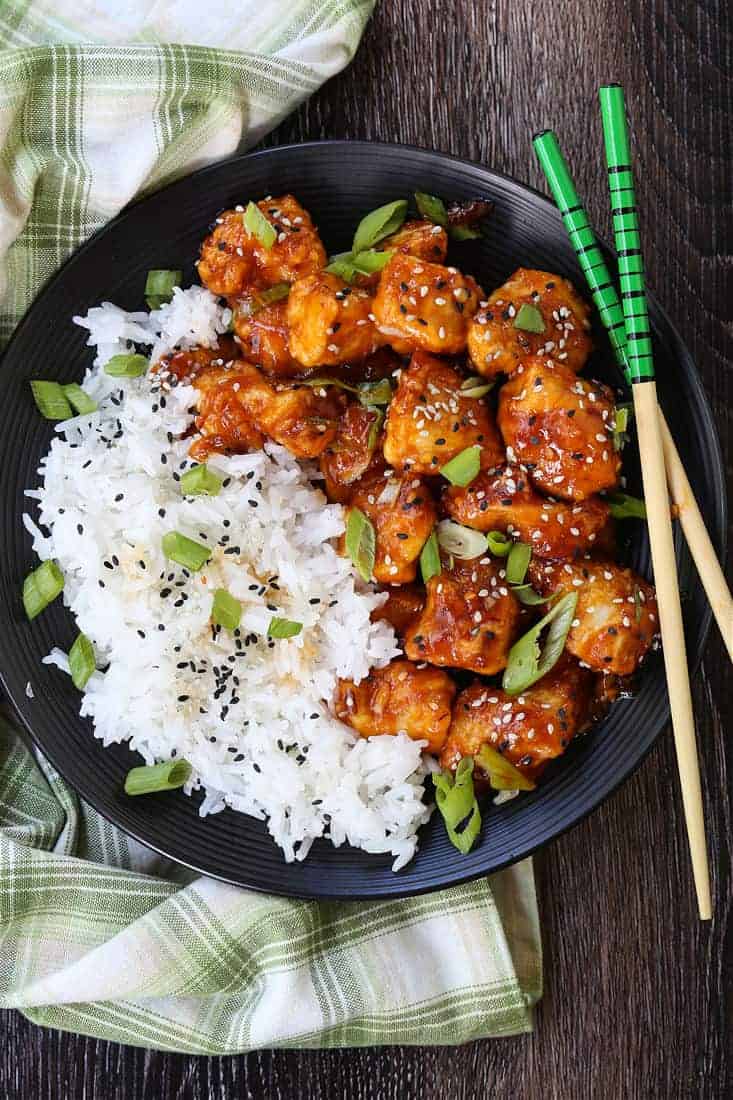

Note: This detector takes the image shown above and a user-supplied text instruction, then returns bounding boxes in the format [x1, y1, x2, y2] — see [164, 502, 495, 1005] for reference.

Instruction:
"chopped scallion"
[513, 303, 545, 334]
[449, 222, 483, 241]
[22, 560, 64, 620]
[436, 519, 487, 560]
[440, 445, 481, 487]
[161, 531, 212, 572]
[69, 632, 95, 690]
[486, 530, 512, 557]
[345, 507, 376, 583]
[433, 758, 481, 854]
[506, 541, 531, 585]
[511, 584, 552, 607]
[475, 744, 536, 791]
[243, 201, 277, 250]
[419, 529, 441, 584]
[612, 403, 632, 451]
[459, 375, 495, 398]
[104, 353, 149, 378]
[414, 191, 449, 227]
[325, 249, 394, 281]
[236, 283, 290, 318]
[124, 758, 192, 796]
[366, 408, 384, 451]
[180, 464, 223, 496]
[144, 269, 182, 309]
[30, 380, 73, 421]
[62, 383, 98, 415]
[211, 588, 242, 631]
[357, 378, 393, 407]
[502, 591, 578, 696]
[352, 199, 408, 254]
[607, 491, 646, 519]
[268, 617, 303, 639]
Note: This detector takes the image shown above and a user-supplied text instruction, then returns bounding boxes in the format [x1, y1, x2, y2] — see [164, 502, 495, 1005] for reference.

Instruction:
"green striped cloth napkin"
[0, 0, 542, 1052]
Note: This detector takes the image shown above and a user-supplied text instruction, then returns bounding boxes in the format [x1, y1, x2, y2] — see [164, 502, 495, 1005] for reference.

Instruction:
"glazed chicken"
[334, 658, 456, 753]
[192, 362, 345, 461]
[529, 558, 659, 676]
[440, 654, 594, 780]
[198, 195, 326, 297]
[179, 193, 659, 833]
[442, 465, 611, 559]
[467, 267, 593, 378]
[383, 351, 504, 474]
[341, 461, 437, 583]
[404, 554, 521, 675]
[372, 253, 482, 355]
[497, 356, 621, 500]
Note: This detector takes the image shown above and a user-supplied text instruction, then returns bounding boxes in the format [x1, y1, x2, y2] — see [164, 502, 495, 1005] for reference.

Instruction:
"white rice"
[23, 289, 433, 870]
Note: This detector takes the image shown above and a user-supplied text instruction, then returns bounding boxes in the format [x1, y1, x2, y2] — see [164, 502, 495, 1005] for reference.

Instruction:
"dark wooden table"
[1, 1, 730, 1097]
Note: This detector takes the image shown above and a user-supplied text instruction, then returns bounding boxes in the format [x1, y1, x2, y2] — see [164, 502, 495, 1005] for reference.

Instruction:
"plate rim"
[0, 139, 727, 898]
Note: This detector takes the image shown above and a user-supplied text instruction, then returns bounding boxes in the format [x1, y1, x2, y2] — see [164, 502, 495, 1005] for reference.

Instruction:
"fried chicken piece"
[440, 654, 594, 779]
[371, 585, 426, 639]
[319, 403, 382, 503]
[156, 338, 239, 382]
[342, 462, 437, 584]
[383, 351, 504, 474]
[404, 554, 521, 675]
[497, 357, 621, 501]
[230, 297, 300, 377]
[334, 659, 456, 753]
[468, 268, 592, 378]
[198, 195, 326, 297]
[372, 253, 482, 356]
[286, 272, 382, 368]
[528, 557, 659, 676]
[191, 363, 345, 461]
[442, 465, 611, 559]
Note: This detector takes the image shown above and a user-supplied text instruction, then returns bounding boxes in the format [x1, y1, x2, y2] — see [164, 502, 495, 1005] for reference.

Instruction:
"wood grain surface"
[1, 1, 730, 1097]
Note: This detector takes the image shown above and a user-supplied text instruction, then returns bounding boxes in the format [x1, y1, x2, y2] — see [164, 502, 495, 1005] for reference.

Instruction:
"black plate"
[0, 142, 725, 898]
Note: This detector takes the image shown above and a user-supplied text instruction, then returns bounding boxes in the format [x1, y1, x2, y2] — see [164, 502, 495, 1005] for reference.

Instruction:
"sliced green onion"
[324, 252, 363, 282]
[502, 591, 578, 696]
[326, 249, 394, 281]
[161, 531, 212, 572]
[104, 353, 149, 378]
[303, 375, 359, 395]
[345, 507, 376, 582]
[513, 303, 546, 334]
[357, 378, 393, 407]
[144, 269, 182, 309]
[475, 744, 536, 791]
[30, 380, 73, 420]
[236, 283, 290, 318]
[211, 588, 242, 632]
[449, 223, 482, 241]
[459, 375, 495, 398]
[180, 464, 223, 496]
[268, 617, 303, 639]
[634, 584, 643, 623]
[124, 758, 192, 796]
[366, 408, 384, 452]
[612, 403, 632, 451]
[607, 492, 647, 520]
[506, 541, 531, 585]
[511, 584, 552, 607]
[243, 201, 276, 250]
[68, 632, 95, 690]
[433, 757, 481, 854]
[436, 519, 487, 560]
[352, 199, 408, 254]
[420, 529, 441, 584]
[22, 560, 64, 620]
[486, 530, 512, 557]
[414, 191, 449, 227]
[440, 445, 481, 487]
[62, 383, 98, 415]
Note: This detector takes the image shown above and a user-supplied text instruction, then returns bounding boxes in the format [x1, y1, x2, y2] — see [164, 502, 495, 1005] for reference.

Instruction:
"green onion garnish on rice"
[440, 444, 481, 487]
[30, 380, 73, 421]
[68, 632, 96, 690]
[180, 464, 223, 496]
[104, 353, 149, 378]
[243, 202, 277, 250]
[211, 588, 242, 632]
[267, 617, 303, 639]
[124, 758, 192, 796]
[161, 531, 212, 572]
[22, 560, 64, 620]
[144, 269, 182, 310]
[62, 384, 98, 415]
[506, 541, 532, 585]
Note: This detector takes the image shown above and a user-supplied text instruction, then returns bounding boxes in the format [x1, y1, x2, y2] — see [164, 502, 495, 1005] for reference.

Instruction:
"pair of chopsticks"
[532, 85, 731, 921]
